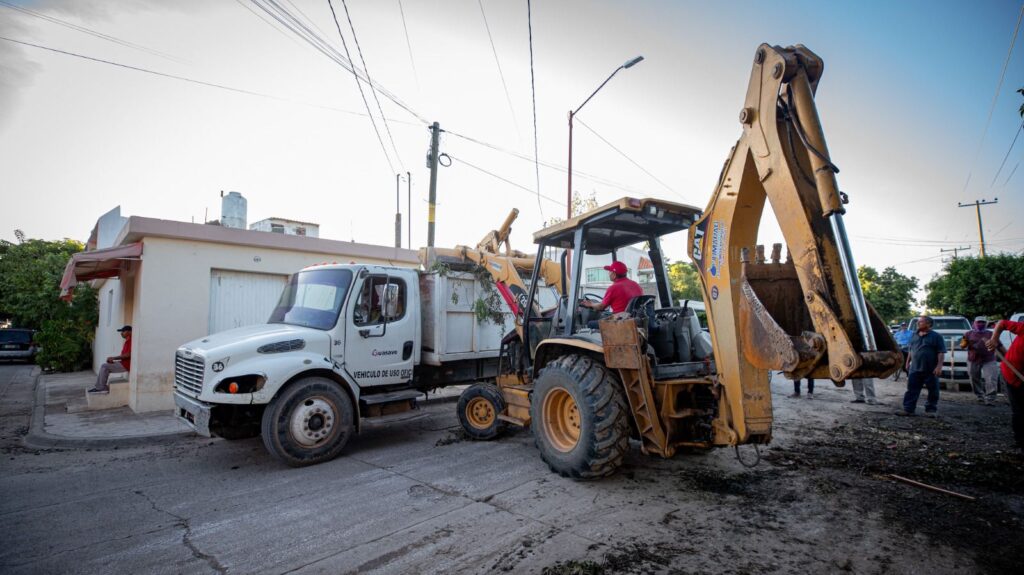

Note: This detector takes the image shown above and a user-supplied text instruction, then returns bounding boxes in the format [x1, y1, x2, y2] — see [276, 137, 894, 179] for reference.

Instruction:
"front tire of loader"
[261, 377, 355, 467]
[457, 383, 507, 440]
[530, 354, 630, 480]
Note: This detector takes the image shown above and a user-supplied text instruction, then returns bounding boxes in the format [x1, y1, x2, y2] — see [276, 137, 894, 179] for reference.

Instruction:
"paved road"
[0, 365, 979, 574]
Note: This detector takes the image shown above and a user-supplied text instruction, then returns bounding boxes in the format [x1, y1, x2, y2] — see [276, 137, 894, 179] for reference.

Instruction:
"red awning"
[59, 242, 143, 301]
[637, 257, 654, 270]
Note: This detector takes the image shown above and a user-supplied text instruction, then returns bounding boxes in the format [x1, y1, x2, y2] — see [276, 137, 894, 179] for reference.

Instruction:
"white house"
[62, 205, 417, 413]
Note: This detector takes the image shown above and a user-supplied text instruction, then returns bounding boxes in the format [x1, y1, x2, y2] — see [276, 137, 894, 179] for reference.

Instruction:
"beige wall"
[127, 237, 416, 412]
[92, 264, 137, 373]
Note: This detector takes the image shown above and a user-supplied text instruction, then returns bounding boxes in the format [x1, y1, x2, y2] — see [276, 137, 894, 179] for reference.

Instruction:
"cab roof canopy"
[533, 197, 701, 255]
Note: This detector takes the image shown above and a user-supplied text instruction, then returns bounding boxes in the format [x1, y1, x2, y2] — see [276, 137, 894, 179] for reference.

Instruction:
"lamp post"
[567, 55, 644, 219]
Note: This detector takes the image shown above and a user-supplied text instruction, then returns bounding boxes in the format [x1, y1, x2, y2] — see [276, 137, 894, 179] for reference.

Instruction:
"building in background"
[62, 193, 417, 413]
[580, 245, 659, 298]
[249, 217, 320, 238]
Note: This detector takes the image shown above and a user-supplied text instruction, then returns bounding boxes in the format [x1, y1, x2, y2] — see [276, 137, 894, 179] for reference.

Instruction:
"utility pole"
[957, 198, 998, 257]
[427, 122, 440, 248]
[406, 171, 412, 250]
[940, 246, 971, 263]
[395, 174, 402, 248]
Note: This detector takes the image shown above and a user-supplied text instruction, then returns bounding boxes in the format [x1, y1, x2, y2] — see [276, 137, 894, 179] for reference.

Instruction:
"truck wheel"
[457, 383, 507, 440]
[261, 377, 355, 467]
[530, 354, 630, 479]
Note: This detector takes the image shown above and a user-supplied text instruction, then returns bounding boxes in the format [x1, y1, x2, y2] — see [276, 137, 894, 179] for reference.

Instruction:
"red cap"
[604, 261, 628, 275]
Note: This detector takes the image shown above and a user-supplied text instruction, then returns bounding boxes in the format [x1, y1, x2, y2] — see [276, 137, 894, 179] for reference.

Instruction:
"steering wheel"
[581, 293, 603, 304]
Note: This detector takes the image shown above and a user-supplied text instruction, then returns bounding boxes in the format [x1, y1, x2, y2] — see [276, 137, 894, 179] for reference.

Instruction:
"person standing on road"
[961, 316, 1000, 405]
[897, 316, 945, 417]
[789, 378, 814, 399]
[850, 378, 877, 404]
[987, 319, 1024, 450]
[892, 322, 913, 381]
[88, 325, 131, 394]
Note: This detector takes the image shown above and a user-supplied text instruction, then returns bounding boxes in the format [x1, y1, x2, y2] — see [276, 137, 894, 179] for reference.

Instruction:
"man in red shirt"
[988, 319, 1024, 450]
[581, 261, 644, 315]
[88, 325, 132, 394]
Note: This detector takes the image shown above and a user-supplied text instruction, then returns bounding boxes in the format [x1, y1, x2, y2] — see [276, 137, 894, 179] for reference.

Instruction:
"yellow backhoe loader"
[451, 43, 902, 479]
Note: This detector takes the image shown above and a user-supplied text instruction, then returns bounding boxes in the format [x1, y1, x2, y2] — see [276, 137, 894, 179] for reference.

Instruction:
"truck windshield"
[268, 268, 353, 330]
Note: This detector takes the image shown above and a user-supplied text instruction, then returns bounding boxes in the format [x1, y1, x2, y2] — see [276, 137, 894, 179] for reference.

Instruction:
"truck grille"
[175, 352, 205, 396]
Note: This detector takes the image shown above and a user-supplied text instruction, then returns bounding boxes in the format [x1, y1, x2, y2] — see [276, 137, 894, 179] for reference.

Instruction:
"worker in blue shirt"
[892, 322, 914, 381]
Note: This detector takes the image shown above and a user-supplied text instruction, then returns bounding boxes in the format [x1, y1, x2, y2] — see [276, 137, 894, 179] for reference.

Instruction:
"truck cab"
[174, 263, 436, 465]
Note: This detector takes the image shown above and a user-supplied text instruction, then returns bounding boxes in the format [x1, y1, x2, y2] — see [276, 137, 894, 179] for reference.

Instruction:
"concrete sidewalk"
[26, 368, 466, 449]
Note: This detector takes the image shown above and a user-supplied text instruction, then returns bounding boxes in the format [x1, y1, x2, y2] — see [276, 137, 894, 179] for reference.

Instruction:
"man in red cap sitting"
[581, 261, 644, 317]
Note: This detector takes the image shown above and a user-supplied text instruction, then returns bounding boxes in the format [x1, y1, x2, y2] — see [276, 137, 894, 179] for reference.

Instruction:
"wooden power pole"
[957, 198, 998, 257]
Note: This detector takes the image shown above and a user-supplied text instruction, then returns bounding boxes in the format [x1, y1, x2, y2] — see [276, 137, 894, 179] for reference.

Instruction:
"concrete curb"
[24, 368, 194, 450]
[23, 372, 464, 450]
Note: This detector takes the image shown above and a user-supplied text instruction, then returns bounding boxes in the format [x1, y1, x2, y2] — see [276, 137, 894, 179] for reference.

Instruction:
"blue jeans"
[904, 371, 940, 414]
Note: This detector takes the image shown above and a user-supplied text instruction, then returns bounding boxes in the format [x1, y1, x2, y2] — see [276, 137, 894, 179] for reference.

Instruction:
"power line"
[250, 0, 428, 125]
[327, 0, 396, 174]
[990, 118, 1024, 187]
[445, 128, 650, 197]
[960, 2, 1024, 195]
[478, 0, 521, 144]
[526, 0, 543, 218]
[338, 0, 404, 171]
[0, 0, 185, 63]
[396, 0, 419, 88]
[234, 0, 304, 47]
[448, 154, 564, 206]
[1003, 160, 1020, 186]
[575, 117, 682, 201]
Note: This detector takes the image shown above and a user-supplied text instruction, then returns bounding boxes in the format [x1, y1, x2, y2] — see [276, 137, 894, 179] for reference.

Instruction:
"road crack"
[134, 490, 227, 574]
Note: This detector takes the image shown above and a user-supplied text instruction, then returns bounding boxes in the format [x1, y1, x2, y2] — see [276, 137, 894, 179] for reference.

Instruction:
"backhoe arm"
[689, 44, 901, 445]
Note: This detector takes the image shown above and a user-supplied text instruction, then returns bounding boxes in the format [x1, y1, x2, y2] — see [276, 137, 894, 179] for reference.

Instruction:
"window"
[295, 227, 306, 236]
[354, 277, 406, 326]
[585, 267, 606, 283]
[269, 268, 352, 330]
[270, 223, 285, 233]
[638, 270, 655, 283]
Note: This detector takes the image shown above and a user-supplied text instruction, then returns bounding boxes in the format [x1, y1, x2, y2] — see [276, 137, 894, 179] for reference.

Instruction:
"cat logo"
[692, 225, 705, 262]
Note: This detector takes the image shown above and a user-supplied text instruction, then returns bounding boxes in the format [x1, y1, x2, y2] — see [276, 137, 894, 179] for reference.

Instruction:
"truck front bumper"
[174, 390, 213, 437]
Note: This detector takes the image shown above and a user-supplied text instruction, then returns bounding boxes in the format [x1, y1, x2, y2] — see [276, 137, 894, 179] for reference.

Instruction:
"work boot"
[851, 398, 865, 404]
[87, 387, 109, 394]
[866, 399, 878, 405]
[787, 393, 800, 398]
[894, 410, 914, 417]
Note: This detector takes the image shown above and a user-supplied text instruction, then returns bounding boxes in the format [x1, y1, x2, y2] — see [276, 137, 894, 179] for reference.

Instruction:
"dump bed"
[419, 271, 515, 366]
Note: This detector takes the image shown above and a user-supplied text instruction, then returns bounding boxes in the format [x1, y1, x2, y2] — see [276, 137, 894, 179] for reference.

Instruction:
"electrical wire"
[989, 118, 1024, 188]
[0, 34, 415, 124]
[396, 0, 419, 89]
[575, 117, 683, 200]
[234, 0, 304, 47]
[445, 128, 650, 197]
[478, 0, 521, 144]
[0, 0, 185, 63]
[250, 0, 428, 125]
[338, 0, 404, 171]
[961, 2, 1024, 195]
[327, 0, 396, 174]
[1003, 160, 1020, 186]
[526, 0, 544, 217]
[448, 154, 565, 206]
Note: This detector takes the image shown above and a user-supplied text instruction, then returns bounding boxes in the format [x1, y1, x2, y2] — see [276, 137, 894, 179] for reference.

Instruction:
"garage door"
[209, 270, 289, 334]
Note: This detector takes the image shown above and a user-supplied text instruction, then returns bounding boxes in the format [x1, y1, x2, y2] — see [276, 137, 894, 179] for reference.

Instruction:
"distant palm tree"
[1019, 87, 1024, 117]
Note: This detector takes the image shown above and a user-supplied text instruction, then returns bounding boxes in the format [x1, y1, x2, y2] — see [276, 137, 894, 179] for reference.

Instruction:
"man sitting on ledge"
[88, 325, 132, 394]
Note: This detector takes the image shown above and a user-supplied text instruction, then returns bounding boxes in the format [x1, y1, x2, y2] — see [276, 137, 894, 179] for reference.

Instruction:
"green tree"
[925, 254, 1024, 320]
[668, 261, 703, 302]
[858, 265, 918, 325]
[544, 191, 599, 227]
[0, 234, 98, 371]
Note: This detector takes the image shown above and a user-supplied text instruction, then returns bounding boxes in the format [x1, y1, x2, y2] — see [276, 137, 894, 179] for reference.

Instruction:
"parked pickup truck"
[173, 263, 536, 466]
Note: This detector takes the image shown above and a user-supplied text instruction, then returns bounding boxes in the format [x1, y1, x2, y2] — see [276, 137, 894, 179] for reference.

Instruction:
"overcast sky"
[1, 0, 1021, 303]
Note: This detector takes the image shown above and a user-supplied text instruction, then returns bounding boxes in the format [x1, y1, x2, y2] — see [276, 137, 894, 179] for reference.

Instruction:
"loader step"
[360, 389, 423, 406]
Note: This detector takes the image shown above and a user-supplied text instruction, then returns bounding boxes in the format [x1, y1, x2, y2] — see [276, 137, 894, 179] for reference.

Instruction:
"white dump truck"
[173, 262, 526, 466]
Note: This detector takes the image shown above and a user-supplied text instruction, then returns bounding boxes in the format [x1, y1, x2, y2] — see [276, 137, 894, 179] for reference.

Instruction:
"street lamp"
[567, 55, 644, 218]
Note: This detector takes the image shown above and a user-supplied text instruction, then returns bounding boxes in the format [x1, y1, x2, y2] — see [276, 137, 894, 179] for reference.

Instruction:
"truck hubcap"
[290, 397, 336, 447]
[542, 388, 580, 452]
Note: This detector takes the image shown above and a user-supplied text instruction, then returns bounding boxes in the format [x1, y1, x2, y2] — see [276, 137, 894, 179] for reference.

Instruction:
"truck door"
[344, 272, 416, 388]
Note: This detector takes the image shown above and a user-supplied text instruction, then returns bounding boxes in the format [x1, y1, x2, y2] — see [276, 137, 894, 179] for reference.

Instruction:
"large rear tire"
[530, 354, 630, 479]
[457, 383, 508, 440]
[261, 377, 355, 467]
